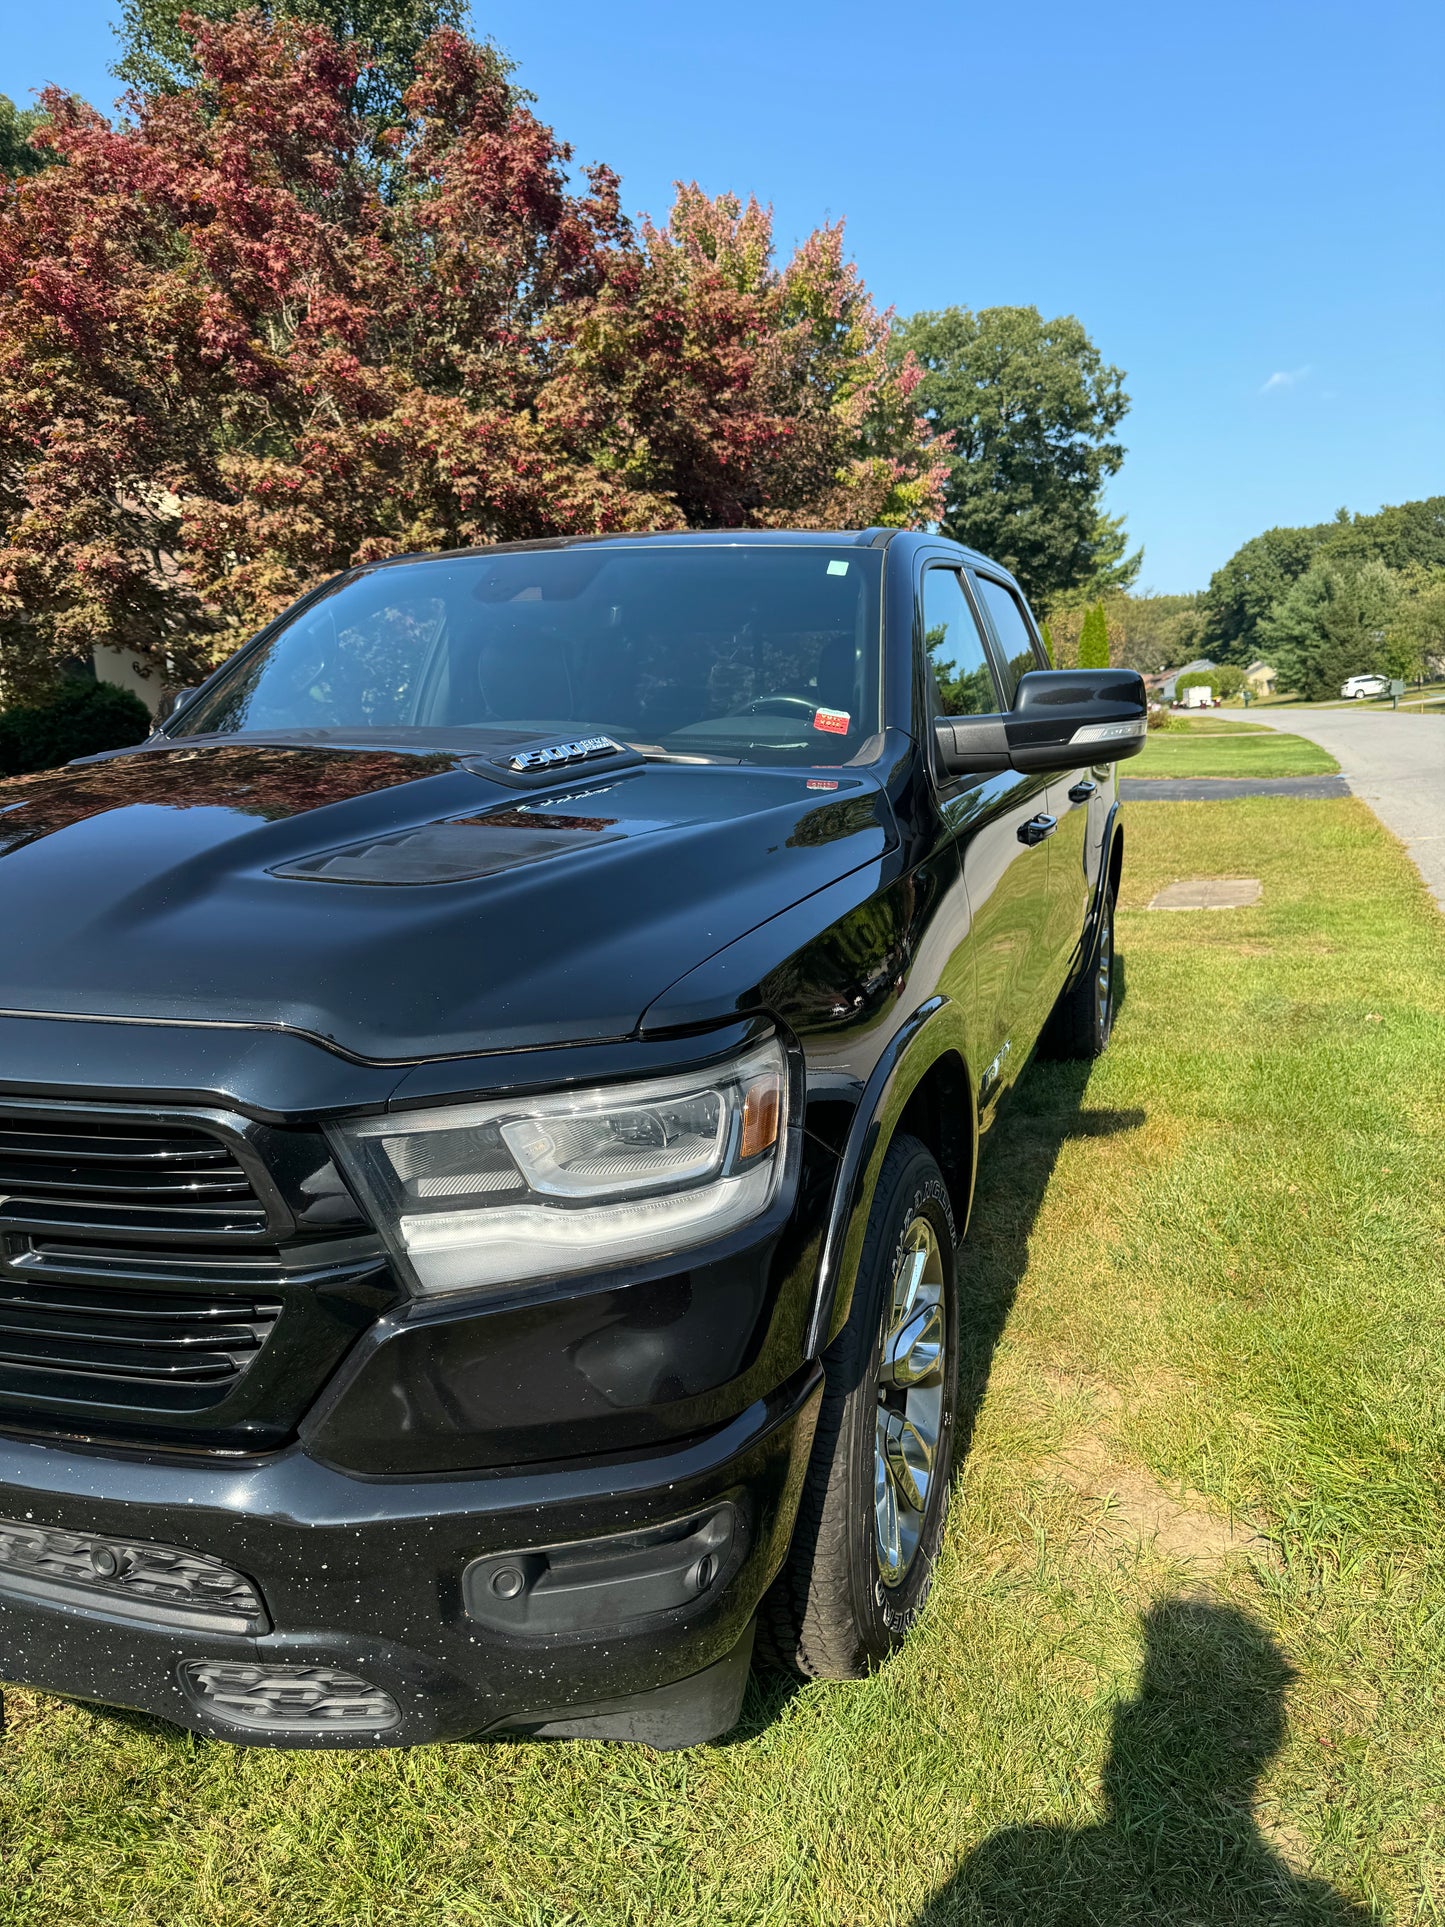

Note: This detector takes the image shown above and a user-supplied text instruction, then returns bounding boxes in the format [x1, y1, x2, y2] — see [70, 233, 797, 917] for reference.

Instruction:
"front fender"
[805, 996, 976, 1355]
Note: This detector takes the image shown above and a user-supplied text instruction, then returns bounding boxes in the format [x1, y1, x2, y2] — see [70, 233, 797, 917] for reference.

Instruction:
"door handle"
[1018, 814, 1057, 846]
[1068, 780, 1098, 802]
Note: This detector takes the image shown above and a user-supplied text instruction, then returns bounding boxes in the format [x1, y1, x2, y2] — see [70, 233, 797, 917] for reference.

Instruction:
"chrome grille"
[0, 1115, 269, 1238]
[0, 1242, 281, 1386]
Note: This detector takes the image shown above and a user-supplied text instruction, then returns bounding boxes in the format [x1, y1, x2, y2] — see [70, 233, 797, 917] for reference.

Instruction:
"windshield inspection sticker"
[826, 560, 849, 576]
[813, 707, 850, 735]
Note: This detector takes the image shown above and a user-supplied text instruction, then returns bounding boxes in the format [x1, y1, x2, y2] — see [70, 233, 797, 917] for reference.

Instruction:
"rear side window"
[921, 568, 998, 718]
[971, 574, 1040, 706]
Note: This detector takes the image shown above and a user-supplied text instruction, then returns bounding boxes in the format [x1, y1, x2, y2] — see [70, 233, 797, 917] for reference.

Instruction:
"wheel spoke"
[891, 1248, 929, 1325]
[881, 1301, 944, 1387]
[882, 1412, 934, 1513]
[875, 1416, 903, 1577]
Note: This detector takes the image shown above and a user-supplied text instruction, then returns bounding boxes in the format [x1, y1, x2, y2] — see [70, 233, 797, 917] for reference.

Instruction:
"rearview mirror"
[934, 669, 1147, 778]
[157, 686, 197, 723]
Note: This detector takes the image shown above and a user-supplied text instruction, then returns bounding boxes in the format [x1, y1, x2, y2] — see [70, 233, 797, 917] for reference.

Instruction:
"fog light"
[0, 1515, 268, 1635]
[180, 1661, 400, 1733]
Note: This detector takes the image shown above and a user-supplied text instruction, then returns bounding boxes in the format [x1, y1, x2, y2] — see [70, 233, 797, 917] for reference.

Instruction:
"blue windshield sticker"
[827, 560, 849, 576]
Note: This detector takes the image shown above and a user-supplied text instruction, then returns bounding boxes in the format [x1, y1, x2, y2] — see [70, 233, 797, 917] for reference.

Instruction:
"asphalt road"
[1249, 705, 1445, 909]
[1120, 775, 1350, 801]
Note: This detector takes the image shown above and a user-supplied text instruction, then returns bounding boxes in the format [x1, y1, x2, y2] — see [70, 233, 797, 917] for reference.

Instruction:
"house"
[1159, 659, 1215, 701]
[1244, 660, 1277, 697]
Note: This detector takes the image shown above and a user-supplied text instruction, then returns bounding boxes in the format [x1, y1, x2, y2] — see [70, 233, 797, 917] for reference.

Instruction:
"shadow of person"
[914, 1600, 1369, 1926]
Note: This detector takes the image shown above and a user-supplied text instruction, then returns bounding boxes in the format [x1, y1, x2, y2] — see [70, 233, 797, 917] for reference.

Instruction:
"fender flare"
[1074, 798, 1123, 981]
[804, 995, 977, 1356]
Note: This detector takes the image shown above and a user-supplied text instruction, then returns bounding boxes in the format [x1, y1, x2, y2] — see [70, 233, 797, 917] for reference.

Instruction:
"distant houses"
[1142, 657, 1279, 703]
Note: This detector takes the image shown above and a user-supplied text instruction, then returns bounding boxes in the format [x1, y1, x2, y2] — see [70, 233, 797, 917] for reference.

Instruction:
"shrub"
[0, 679, 152, 778]
[1176, 666, 1244, 701]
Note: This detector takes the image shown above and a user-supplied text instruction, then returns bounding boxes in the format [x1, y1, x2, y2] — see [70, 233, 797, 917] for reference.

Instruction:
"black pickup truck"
[0, 531, 1145, 1748]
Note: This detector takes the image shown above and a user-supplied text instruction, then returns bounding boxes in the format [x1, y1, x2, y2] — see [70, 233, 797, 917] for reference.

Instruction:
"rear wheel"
[1041, 882, 1117, 1060]
[761, 1135, 959, 1679]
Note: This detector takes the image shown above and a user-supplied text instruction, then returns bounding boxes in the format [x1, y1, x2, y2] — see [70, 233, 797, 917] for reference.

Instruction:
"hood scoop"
[460, 733, 643, 788]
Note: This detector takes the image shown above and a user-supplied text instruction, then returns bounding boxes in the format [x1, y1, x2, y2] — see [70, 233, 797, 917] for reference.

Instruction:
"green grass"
[3, 799, 1444, 1925]
[1157, 713, 1272, 734]
[1130, 729, 1340, 778]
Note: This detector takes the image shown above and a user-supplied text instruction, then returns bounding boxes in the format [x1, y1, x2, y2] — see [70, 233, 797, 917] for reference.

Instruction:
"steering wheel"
[740, 695, 822, 718]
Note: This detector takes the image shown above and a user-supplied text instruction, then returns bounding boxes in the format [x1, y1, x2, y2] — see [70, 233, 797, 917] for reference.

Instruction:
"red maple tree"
[0, 14, 946, 691]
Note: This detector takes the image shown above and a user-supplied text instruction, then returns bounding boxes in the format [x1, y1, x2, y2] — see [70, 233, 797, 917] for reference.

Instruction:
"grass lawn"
[1131, 729, 1340, 779]
[1162, 714, 1271, 734]
[3, 798, 1444, 1925]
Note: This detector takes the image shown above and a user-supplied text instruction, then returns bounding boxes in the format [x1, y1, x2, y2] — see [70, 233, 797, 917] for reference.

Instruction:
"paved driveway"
[1250, 706, 1445, 909]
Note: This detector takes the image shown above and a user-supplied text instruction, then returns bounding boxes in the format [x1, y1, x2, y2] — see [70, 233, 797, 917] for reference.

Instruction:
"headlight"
[330, 1038, 788, 1296]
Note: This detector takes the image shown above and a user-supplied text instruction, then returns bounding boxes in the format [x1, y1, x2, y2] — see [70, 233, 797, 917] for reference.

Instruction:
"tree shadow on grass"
[913, 1599, 1369, 1926]
[954, 1058, 1145, 1473]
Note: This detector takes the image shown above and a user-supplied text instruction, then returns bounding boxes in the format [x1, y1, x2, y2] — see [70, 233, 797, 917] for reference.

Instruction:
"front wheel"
[761, 1135, 959, 1679]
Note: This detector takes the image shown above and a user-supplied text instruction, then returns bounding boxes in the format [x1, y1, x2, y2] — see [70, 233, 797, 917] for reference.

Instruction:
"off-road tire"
[1041, 883, 1117, 1061]
[760, 1135, 959, 1680]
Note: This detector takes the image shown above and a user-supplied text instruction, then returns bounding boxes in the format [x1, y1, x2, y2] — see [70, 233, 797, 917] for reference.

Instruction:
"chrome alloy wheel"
[874, 1215, 948, 1587]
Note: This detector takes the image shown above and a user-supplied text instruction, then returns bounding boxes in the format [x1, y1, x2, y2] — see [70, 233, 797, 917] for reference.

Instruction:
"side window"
[972, 574, 1041, 707]
[921, 568, 999, 719]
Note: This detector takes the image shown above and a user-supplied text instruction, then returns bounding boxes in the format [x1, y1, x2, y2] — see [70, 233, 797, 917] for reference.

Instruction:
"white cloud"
[1260, 366, 1311, 394]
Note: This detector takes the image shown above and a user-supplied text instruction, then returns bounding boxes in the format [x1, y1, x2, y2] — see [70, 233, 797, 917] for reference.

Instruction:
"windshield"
[172, 545, 885, 767]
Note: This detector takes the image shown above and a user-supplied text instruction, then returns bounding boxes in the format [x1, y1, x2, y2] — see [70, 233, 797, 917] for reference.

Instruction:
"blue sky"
[7, 0, 1442, 591]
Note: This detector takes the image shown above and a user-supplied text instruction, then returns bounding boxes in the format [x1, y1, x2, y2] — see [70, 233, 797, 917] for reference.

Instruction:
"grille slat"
[0, 1116, 269, 1239]
[0, 1128, 236, 1164]
[0, 1273, 280, 1385]
[0, 1109, 284, 1405]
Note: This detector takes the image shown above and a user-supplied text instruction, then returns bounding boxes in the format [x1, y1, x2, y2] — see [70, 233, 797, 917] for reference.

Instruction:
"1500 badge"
[505, 735, 624, 774]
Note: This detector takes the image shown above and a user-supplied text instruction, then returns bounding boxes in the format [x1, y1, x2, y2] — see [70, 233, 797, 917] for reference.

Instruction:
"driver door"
[970, 570, 1098, 992]
[922, 564, 1057, 1105]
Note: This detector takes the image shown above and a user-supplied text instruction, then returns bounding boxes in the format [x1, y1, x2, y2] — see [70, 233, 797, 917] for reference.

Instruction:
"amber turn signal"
[739, 1075, 781, 1162]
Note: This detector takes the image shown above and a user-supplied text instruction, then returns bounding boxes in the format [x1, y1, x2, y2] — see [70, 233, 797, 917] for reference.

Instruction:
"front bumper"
[0, 1366, 821, 1748]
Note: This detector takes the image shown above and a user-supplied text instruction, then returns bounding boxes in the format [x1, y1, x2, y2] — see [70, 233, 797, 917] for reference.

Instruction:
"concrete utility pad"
[1148, 877, 1263, 910]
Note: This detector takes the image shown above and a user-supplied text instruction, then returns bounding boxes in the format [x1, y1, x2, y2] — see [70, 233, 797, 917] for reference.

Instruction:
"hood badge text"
[505, 735, 623, 775]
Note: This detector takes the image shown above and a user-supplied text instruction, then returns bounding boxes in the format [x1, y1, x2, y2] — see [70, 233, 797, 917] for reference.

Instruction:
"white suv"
[1341, 672, 1390, 699]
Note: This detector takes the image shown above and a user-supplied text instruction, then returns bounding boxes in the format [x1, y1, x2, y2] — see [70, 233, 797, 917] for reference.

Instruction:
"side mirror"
[934, 668, 1147, 778]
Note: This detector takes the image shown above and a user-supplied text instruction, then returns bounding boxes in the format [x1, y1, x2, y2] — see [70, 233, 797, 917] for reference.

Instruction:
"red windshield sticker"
[806, 778, 840, 790]
[813, 707, 850, 735]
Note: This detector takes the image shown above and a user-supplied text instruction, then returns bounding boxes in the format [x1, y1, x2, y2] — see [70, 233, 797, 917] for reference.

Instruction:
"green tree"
[1200, 523, 1330, 664]
[1261, 558, 1399, 699]
[1386, 568, 1445, 682]
[114, 0, 468, 130]
[1109, 591, 1205, 673]
[1202, 496, 1445, 665]
[892, 305, 1132, 607]
[0, 94, 57, 177]
[1039, 619, 1055, 667]
[1078, 600, 1110, 668]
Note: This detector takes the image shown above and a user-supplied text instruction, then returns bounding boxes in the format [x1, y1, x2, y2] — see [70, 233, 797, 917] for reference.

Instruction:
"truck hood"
[0, 740, 896, 1061]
